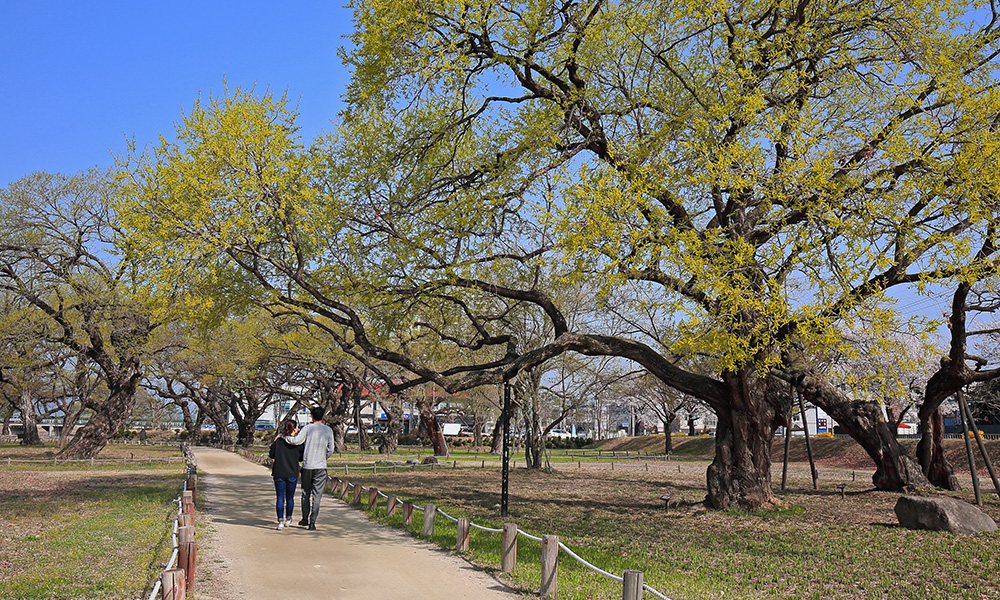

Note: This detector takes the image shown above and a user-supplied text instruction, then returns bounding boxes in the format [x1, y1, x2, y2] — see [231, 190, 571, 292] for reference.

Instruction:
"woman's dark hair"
[281, 420, 297, 436]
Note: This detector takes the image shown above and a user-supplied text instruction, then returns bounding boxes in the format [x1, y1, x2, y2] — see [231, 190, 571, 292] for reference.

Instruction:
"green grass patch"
[0, 447, 185, 600]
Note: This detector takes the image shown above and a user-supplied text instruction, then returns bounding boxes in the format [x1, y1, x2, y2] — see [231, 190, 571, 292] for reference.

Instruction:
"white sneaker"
[277, 522, 284, 530]
[284, 519, 293, 527]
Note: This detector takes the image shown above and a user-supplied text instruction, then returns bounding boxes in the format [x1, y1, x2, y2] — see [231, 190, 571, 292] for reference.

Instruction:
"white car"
[547, 429, 573, 439]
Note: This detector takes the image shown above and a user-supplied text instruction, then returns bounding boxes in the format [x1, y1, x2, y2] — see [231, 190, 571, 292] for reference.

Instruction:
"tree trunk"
[916, 405, 961, 489]
[798, 374, 931, 492]
[417, 397, 448, 456]
[524, 404, 543, 469]
[489, 415, 503, 453]
[663, 415, 674, 455]
[704, 371, 786, 510]
[60, 368, 140, 458]
[16, 387, 42, 446]
[379, 398, 402, 455]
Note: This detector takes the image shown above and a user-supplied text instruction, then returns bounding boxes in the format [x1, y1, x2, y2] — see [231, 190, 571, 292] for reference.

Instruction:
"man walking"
[281, 407, 335, 530]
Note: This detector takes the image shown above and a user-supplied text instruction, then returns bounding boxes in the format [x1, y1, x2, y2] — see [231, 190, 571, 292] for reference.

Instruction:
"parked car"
[547, 429, 573, 439]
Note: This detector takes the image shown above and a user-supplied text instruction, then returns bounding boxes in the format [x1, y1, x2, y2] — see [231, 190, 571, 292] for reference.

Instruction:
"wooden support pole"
[959, 390, 1000, 499]
[456, 517, 470, 551]
[540, 535, 559, 598]
[161, 568, 186, 600]
[179, 541, 197, 591]
[387, 495, 398, 517]
[403, 501, 414, 526]
[958, 390, 982, 505]
[422, 503, 436, 537]
[352, 485, 363, 505]
[501, 523, 517, 573]
[368, 487, 379, 511]
[339, 479, 349, 499]
[796, 390, 818, 490]
[622, 569, 644, 600]
[178, 512, 193, 528]
[781, 404, 793, 491]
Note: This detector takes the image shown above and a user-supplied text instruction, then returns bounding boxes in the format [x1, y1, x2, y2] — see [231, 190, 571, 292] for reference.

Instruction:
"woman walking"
[269, 419, 304, 529]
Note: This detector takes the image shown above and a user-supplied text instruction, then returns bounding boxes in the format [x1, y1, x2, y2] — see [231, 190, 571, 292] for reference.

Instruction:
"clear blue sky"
[0, 1, 354, 187]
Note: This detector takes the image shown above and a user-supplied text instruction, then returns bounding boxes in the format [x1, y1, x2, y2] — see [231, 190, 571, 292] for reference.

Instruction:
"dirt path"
[191, 447, 523, 600]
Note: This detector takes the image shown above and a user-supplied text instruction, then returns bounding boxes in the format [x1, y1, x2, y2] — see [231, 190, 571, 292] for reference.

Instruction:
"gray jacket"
[283, 421, 335, 470]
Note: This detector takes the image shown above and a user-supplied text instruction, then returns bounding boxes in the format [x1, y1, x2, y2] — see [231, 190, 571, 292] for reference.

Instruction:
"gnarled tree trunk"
[16, 387, 42, 446]
[916, 405, 961, 489]
[797, 373, 931, 492]
[705, 370, 788, 510]
[379, 397, 403, 455]
[60, 363, 141, 458]
[417, 396, 448, 456]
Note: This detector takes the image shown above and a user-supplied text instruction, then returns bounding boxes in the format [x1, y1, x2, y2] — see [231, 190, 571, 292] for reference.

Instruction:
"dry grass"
[341, 453, 1000, 600]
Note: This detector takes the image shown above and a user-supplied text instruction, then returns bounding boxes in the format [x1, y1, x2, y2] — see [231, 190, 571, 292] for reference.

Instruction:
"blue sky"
[0, 1, 354, 187]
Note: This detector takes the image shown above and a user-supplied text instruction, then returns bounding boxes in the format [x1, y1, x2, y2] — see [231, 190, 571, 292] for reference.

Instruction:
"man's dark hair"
[310, 407, 325, 422]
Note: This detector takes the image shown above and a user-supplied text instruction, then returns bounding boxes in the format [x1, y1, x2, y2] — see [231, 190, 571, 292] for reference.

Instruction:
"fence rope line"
[328, 471, 676, 600]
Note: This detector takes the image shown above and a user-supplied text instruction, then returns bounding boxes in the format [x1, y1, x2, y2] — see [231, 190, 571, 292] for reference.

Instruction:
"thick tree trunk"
[489, 415, 503, 453]
[16, 388, 42, 446]
[60, 370, 140, 459]
[798, 374, 931, 492]
[379, 399, 402, 455]
[417, 397, 448, 456]
[705, 372, 786, 510]
[916, 406, 961, 489]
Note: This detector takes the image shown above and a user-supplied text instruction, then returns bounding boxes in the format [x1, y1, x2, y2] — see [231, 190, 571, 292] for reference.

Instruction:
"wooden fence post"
[178, 526, 195, 545]
[178, 512, 194, 528]
[623, 570, 644, 600]
[354, 485, 365, 506]
[422, 503, 436, 537]
[368, 487, 379, 511]
[340, 480, 350, 499]
[161, 568, 186, 600]
[179, 540, 197, 591]
[456, 518, 470, 551]
[403, 501, 414, 526]
[502, 523, 517, 573]
[540, 535, 559, 598]
[387, 495, 398, 517]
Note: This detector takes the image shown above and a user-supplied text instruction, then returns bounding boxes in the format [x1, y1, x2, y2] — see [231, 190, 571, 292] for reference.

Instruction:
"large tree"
[118, 0, 1000, 508]
[0, 171, 156, 458]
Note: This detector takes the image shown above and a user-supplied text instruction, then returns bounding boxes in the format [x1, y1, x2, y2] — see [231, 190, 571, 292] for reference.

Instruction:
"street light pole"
[501, 382, 511, 518]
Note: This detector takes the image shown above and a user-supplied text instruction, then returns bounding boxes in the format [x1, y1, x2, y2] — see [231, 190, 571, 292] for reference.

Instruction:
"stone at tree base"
[894, 495, 997, 534]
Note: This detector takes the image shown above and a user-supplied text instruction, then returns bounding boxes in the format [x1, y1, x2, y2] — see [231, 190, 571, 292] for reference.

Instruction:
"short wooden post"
[178, 525, 195, 544]
[501, 523, 517, 573]
[368, 487, 379, 511]
[161, 568, 186, 600]
[179, 540, 197, 590]
[352, 485, 363, 505]
[178, 512, 194, 528]
[403, 501, 414, 526]
[422, 503, 436, 537]
[387, 495, 398, 516]
[540, 535, 559, 598]
[340, 480, 349, 499]
[456, 517, 470, 551]
[623, 569, 643, 600]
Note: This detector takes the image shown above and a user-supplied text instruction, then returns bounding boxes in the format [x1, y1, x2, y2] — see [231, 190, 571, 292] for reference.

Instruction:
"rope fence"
[330, 474, 674, 600]
[145, 444, 199, 600]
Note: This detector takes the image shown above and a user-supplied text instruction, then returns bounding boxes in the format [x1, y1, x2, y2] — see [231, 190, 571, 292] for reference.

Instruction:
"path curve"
[192, 447, 523, 600]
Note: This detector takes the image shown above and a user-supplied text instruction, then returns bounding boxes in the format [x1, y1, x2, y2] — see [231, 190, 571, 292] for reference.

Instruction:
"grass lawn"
[328, 449, 1000, 600]
[0, 444, 185, 600]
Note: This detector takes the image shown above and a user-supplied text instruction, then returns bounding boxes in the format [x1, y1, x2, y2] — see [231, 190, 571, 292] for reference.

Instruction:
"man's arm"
[283, 424, 309, 446]
[325, 426, 335, 458]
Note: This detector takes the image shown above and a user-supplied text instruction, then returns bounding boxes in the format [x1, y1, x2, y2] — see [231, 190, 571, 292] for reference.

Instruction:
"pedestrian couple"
[268, 407, 335, 531]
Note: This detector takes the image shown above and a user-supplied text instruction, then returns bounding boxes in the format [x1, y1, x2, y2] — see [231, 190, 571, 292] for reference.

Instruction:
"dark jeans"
[273, 477, 298, 521]
[300, 468, 328, 526]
